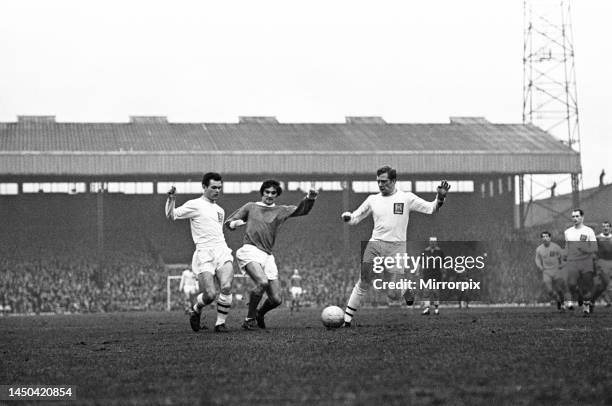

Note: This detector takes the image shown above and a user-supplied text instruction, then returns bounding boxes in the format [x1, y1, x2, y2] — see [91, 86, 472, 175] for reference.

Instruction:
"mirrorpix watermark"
[362, 240, 487, 295]
[373, 276, 481, 292]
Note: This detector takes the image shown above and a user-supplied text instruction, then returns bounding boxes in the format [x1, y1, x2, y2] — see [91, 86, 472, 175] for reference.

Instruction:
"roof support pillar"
[571, 173, 580, 209]
[518, 175, 525, 230]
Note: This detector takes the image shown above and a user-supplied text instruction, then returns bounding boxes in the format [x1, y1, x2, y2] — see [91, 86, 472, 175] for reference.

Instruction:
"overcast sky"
[1, 0, 610, 195]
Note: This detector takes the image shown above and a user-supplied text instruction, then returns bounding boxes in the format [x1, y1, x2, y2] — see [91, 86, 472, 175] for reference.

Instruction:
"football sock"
[344, 284, 367, 323]
[215, 293, 232, 326]
[259, 298, 280, 316]
[247, 291, 263, 319]
[193, 293, 206, 312]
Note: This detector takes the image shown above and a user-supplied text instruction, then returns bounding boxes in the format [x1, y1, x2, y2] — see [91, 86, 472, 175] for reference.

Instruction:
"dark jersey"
[421, 246, 445, 280]
[226, 198, 315, 254]
[597, 233, 612, 260]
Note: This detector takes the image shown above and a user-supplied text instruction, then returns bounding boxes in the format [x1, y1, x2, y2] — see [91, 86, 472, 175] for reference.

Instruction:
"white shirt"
[348, 190, 438, 241]
[564, 224, 597, 261]
[169, 197, 226, 248]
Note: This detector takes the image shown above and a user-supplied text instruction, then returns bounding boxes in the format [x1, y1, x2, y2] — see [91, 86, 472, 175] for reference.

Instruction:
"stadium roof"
[0, 116, 581, 179]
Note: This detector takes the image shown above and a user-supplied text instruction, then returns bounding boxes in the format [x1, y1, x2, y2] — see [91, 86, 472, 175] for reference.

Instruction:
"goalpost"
[165, 264, 248, 311]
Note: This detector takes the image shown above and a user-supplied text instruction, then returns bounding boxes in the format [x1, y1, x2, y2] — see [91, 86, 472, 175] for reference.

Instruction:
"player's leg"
[597, 260, 612, 305]
[183, 289, 192, 313]
[290, 288, 296, 313]
[565, 264, 580, 309]
[256, 279, 282, 328]
[542, 272, 556, 307]
[578, 261, 595, 315]
[431, 275, 441, 315]
[190, 272, 217, 332]
[243, 261, 268, 329]
[551, 275, 567, 310]
[295, 289, 301, 312]
[344, 260, 373, 326]
[254, 255, 282, 328]
[213, 261, 234, 332]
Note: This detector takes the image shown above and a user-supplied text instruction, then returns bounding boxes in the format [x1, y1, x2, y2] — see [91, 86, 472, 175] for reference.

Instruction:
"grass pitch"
[2, 306, 612, 405]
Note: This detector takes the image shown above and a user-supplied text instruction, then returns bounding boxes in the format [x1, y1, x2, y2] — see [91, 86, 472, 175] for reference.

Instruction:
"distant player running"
[166, 172, 234, 333]
[419, 236, 444, 315]
[564, 209, 598, 317]
[225, 180, 318, 329]
[179, 268, 199, 313]
[290, 269, 303, 313]
[341, 165, 450, 327]
[535, 231, 568, 311]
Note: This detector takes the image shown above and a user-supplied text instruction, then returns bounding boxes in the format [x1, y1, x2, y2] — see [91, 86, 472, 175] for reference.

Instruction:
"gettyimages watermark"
[361, 240, 488, 301]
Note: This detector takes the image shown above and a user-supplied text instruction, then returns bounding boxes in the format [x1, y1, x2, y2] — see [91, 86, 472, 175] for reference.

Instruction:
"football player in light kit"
[419, 236, 444, 315]
[564, 209, 598, 316]
[225, 180, 318, 330]
[290, 269, 303, 313]
[179, 268, 199, 314]
[535, 231, 568, 311]
[341, 165, 450, 327]
[166, 172, 234, 333]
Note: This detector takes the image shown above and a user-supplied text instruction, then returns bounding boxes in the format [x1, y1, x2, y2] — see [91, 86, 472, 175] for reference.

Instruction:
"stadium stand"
[0, 117, 585, 313]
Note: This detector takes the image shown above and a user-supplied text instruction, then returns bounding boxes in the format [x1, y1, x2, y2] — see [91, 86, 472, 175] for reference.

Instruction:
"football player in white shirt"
[340, 165, 450, 327]
[179, 268, 199, 314]
[563, 209, 598, 316]
[166, 172, 234, 333]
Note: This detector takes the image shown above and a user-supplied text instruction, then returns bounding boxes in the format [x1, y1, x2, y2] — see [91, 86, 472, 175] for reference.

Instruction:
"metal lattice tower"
[520, 0, 581, 224]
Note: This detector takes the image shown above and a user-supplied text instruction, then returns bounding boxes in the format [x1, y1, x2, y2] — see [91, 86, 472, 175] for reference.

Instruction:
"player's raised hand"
[307, 189, 319, 200]
[437, 180, 450, 197]
[167, 186, 176, 197]
[341, 212, 352, 222]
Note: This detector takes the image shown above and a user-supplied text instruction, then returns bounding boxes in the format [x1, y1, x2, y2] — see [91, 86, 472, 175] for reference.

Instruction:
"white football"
[321, 305, 345, 328]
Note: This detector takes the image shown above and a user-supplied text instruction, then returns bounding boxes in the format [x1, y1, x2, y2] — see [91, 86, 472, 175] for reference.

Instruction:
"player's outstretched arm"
[289, 189, 319, 218]
[341, 197, 371, 225]
[225, 204, 249, 230]
[165, 186, 177, 220]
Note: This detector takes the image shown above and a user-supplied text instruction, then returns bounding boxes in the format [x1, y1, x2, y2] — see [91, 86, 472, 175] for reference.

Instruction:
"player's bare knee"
[203, 288, 217, 302]
[270, 295, 282, 307]
[219, 286, 231, 296]
[258, 280, 270, 291]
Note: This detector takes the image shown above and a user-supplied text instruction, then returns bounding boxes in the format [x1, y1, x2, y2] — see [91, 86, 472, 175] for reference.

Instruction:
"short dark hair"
[202, 172, 222, 187]
[260, 179, 282, 196]
[541, 231, 551, 238]
[571, 208, 584, 216]
[603, 221, 611, 227]
[376, 165, 397, 181]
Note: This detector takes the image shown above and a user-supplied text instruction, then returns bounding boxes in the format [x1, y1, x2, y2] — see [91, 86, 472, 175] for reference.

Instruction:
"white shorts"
[183, 283, 199, 296]
[290, 286, 303, 297]
[236, 244, 279, 281]
[191, 245, 233, 276]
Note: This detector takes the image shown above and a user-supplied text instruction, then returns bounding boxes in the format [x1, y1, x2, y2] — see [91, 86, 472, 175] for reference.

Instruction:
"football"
[321, 305, 345, 328]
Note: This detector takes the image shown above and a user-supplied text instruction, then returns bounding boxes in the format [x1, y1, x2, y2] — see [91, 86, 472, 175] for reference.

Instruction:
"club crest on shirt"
[217, 212, 224, 224]
[393, 203, 404, 215]
[580, 234, 587, 241]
